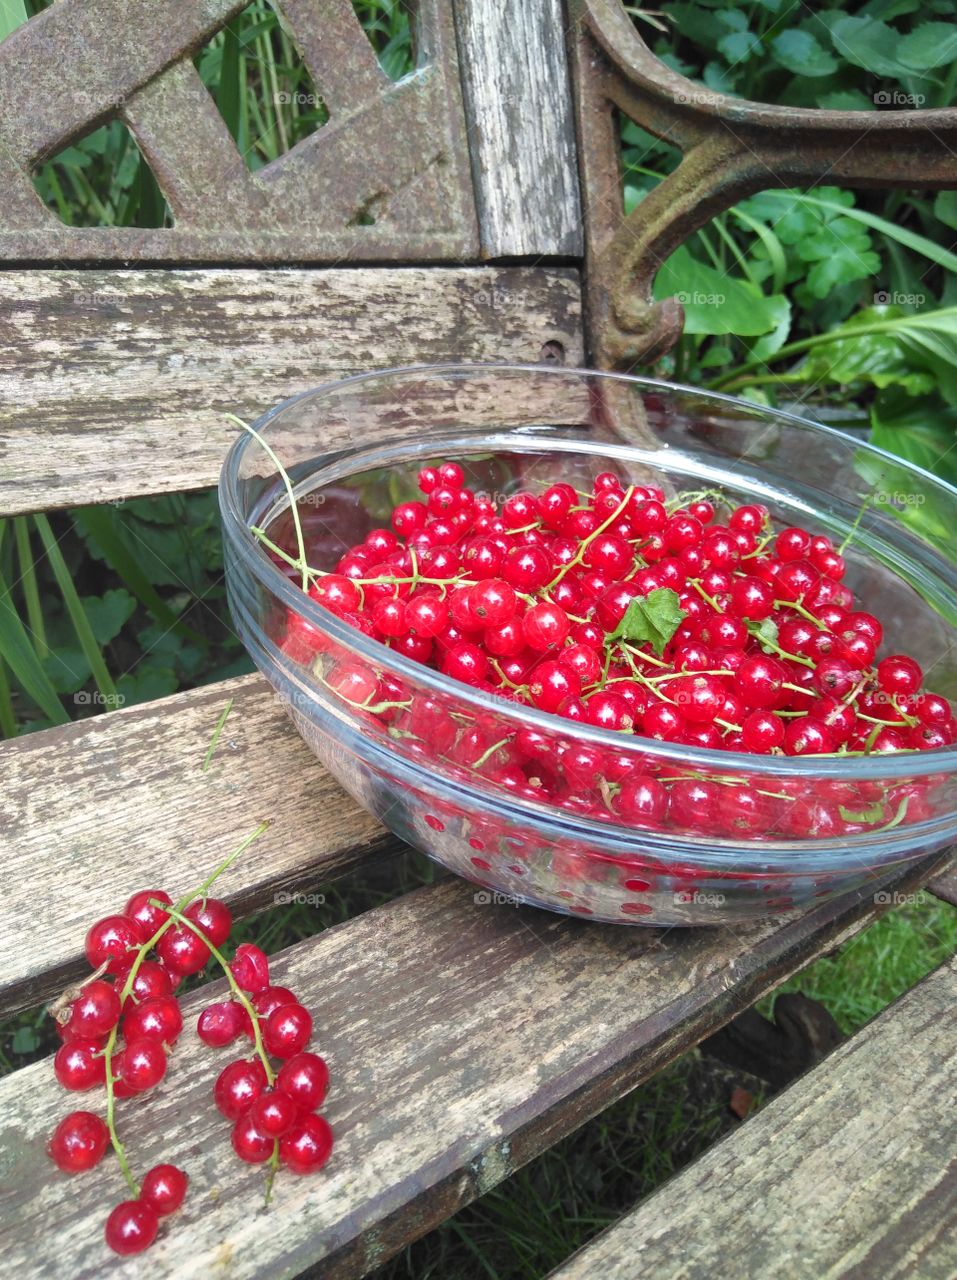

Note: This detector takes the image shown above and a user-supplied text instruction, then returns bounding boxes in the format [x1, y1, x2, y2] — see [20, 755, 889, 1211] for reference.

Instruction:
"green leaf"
[11, 1026, 38, 1055]
[0, 0, 28, 42]
[82, 589, 137, 646]
[934, 191, 957, 231]
[770, 30, 838, 76]
[608, 588, 687, 656]
[799, 309, 936, 396]
[897, 22, 957, 71]
[718, 30, 762, 63]
[830, 16, 910, 77]
[42, 646, 91, 695]
[116, 666, 179, 707]
[839, 802, 885, 824]
[655, 244, 789, 337]
[750, 618, 780, 652]
[806, 246, 881, 298]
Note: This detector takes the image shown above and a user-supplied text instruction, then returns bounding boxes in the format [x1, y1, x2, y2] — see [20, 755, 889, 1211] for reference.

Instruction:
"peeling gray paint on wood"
[0, 266, 583, 516]
[453, 0, 583, 257]
[0, 674, 393, 1016]
[550, 960, 957, 1280]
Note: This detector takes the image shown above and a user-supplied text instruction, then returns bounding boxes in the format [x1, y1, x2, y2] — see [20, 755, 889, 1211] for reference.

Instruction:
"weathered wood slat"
[0, 673, 395, 1017]
[0, 855, 950, 1280]
[0, 266, 583, 516]
[549, 959, 957, 1280]
[452, 0, 583, 257]
[928, 863, 957, 908]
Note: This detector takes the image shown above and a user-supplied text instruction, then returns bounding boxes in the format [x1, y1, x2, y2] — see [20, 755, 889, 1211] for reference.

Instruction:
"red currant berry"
[775, 527, 811, 561]
[156, 925, 210, 977]
[123, 995, 183, 1045]
[85, 916, 141, 975]
[522, 601, 570, 651]
[139, 1164, 189, 1216]
[232, 1113, 275, 1164]
[276, 1053, 330, 1111]
[229, 943, 270, 993]
[183, 897, 232, 948]
[262, 1004, 313, 1059]
[251, 986, 297, 1019]
[124, 890, 173, 943]
[616, 776, 667, 826]
[214, 1058, 268, 1121]
[877, 655, 922, 697]
[279, 1114, 334, 1175]
[783, 719, 833, 756]
[104, 1200, 159, 1255]
[197, 1001, 248, 1048]
[406, 593, 448, 637]
[729, 575, 774, 621]
[48, 1110, 109, 1173]
[740, 710, 785, 753]
[54, 1040, 107, 1091]
[115, 1038, 167, 1092]
[250, 1089, 299, 1138]
[734, 655, 785, 709]
[63, 980, 121, 1039]
[391, 501, 427, 536]
[122, 961, 173, 1003]
[442, 641, 488, 685]
[502, 545, 551, 591]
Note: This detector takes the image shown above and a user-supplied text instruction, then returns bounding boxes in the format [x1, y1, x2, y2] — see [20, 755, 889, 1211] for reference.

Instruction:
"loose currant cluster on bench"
[46, 826, 333, 1257]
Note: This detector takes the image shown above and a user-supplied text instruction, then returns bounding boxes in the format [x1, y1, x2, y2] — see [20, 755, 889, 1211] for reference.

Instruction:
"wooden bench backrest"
[3, 0, 957, 521]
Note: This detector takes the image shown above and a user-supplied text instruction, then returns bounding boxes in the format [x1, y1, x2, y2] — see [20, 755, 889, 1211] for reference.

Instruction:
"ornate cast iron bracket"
[571, 0, 957, 370]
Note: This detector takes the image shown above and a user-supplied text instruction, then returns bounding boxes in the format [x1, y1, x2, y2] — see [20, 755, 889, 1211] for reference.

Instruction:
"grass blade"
[0, 654, 16, 738]
[0, 547, 68, 725]
[203, 697, 234, 771]
[13, 516, 47, 658]
[33, 513, 118, 703]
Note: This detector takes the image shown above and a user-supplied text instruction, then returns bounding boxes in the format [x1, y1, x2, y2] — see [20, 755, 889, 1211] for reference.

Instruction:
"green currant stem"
[548, 485, 637, 589]
[203, 699, 234, 772]
[752, 631, 815, 668]
[472, 736, 513, 769]
[489, 658, 524, 691]
[619, 642, 670, 669]
[773, 598, 826, 629]
[159, 905, 276, 1087]
[689, 579, 722, 611]
[228, 415, 309, 594]
[741, 532, 774, 559]
[251, 527, 322, 583]
[857, 712, 917, 728]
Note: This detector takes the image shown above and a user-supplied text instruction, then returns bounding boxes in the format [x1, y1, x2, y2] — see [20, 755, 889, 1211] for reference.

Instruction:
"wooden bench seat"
[1, 840, 951, 1279]
[548, 959, 957, 1280]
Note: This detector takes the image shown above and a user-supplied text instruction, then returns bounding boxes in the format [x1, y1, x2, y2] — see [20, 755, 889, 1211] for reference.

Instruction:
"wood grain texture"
[0, 855, 948, 1280]
[550, 960, 957, 1280]
[928, 863, 957, 907]
[453, 0, 583, 257]
[0, 674, 394, 1017]
[0, 266, 583, 516]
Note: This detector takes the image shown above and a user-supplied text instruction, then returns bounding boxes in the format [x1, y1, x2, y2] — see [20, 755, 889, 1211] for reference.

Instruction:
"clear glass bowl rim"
[220, 361, 957, 783]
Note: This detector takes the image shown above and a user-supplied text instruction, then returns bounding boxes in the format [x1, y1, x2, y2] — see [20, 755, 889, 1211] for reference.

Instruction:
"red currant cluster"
[267, 464, 954, 847]
[200, 942, 333, 1174]
[46, 849, 331, 1257]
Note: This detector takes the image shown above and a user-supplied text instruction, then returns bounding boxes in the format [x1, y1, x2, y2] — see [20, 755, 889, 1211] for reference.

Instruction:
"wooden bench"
[1, 1, 956, 1276]
[549, 959, 957, 1280]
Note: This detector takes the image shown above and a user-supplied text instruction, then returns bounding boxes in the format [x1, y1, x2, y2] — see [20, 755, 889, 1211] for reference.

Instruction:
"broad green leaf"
[806, 246, 880, 298]
[786, 192, 957, 273]
[718, 30, 762, 63]
[897, 22, 957, 71]
[0, 1, 28, 42]
[116, 666, 178, 707]
[770, 30, 838, 76]
[750, 618, 779, 653]
[817, 89, 876, 110]
[655, 244, 789, 336]
[42, 645, 91, 695]
[799, 309, 936, 396]
[608, 588, 687, 655]
[662, 3, 725, 50]
[82, 588, 137, 646]
[933, 191, 957, 231]
[830, 16, 910, 77]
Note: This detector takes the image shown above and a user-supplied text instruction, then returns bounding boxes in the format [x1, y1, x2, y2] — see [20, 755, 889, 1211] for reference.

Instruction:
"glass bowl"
[220, 364, 957, 925]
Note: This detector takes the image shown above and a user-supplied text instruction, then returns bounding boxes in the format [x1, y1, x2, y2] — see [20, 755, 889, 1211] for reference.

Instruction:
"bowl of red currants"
[221, 364, 957, 925]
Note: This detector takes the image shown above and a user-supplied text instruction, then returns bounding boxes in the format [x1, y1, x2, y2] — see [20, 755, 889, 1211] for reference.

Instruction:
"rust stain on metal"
[0, 0, 478, 262]
[570, 0, 957, 369]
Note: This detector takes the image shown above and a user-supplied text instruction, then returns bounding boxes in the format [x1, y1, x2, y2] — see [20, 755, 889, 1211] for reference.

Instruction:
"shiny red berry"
[124, 890, 173, 943]
[156, 925, 210, 976]
[279, 1114, 334, 1175]
[262, 1004, 313, 1059]
[85, 916, 141, 975]
[232, 1113, 275, 1164]
[139, 1164, 189, 1216]
[276, 1052, 330, 1111]
[183, 897, 232, 948]
[214, 1058, 268, 1121]
[54, 1040, 107, 1091]
[48, 1110, 109, 1172]
[123, 996, 183, 1045]
[63, 979, 121, 1039]
[197, 1001, 248, 1047]
[250, 1089, 299, 1138]
[105, 1200, 159, 1255]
